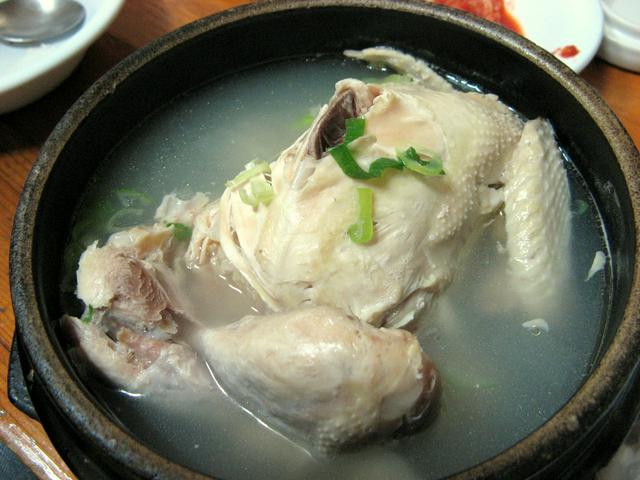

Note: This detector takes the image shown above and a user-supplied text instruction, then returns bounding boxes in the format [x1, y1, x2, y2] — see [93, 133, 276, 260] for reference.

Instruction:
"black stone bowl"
[10, 0, 640, 478]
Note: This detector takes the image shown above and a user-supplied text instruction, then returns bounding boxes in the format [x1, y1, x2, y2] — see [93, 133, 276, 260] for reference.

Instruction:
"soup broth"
[64, 56, 608, 479]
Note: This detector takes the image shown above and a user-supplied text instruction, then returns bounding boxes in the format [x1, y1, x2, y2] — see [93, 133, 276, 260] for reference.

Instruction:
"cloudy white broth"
[63, 56, 609, 479]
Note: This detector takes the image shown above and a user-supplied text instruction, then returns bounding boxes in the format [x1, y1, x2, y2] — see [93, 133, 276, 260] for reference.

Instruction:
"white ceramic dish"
[510, 0, 604, 73]
[598, 0, 640, 72]
[0, 0, 124, 114]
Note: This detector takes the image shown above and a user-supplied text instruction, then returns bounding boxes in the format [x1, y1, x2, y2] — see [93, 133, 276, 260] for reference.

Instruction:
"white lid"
[598, 0, 640, 72]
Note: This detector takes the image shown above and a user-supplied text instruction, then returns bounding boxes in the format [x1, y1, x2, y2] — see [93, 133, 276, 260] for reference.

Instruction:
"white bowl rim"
[0, 0, 125, 94]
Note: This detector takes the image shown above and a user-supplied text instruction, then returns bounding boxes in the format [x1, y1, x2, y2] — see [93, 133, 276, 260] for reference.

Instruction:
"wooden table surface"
[0, 1, 639, 478]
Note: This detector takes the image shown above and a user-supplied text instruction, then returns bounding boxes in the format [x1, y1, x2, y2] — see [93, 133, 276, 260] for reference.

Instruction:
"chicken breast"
[201, 306, 437, 451]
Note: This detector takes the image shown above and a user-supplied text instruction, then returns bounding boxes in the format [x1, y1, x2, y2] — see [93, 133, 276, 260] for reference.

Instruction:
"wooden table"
[0, 1, 638, 478]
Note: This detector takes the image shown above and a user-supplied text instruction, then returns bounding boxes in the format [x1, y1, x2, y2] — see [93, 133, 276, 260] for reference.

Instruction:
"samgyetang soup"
[61, 48, 608, 479]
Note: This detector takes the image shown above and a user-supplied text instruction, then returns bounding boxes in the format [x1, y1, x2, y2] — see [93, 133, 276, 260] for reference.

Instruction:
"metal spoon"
[0, 0, 86, 45]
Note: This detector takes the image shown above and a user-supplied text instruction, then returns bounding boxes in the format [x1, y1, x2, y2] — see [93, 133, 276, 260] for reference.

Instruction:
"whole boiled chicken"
[65, 47, 571, 452]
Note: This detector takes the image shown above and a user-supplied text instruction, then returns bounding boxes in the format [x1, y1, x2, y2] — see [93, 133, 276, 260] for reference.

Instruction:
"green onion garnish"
[239, 189, 258, 208]
[397, 146, 445, 176]
[343, 117, 366, 144]
[227, 160, 274, 208]
[166, 222, 192, 241]
[329, 118, 445, 180]
[225, 160, 271, 189]
[239, 177, 275, 208]
[250, 177, 275, 206]
[368, 157, 405, 177]
[329, 145, 407, 180]
[329, 144, 375, 180]
[81, 304, 94, 324]
[348, 187, 374, 244]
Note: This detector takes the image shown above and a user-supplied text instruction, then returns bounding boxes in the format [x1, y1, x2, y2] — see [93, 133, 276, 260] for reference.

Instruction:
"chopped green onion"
[166, 222, 192, 241]
[348, 187, 374, 244]
[239, 188, 259, 208]
[81, 305, 94, 324]
[329, 144, 375, 179]
[330, 145, 404, 180]
[330, 119, 445, 180]
[343, 117, 366, 144]
[239, 177, 275, 208]
[250, 177, 275, 206]
[225, 160, 271, 189]
[397, 147, 445, 176]
[114, 188, 152, 208]
[368, 157, 405, 177]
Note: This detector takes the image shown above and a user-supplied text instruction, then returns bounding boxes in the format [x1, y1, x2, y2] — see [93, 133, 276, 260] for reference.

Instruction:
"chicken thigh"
[67, 222, 208, 391]
[201, 306, 437, 451]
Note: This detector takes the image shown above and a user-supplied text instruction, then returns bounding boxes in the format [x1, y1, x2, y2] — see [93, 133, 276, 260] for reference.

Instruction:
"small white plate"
[0, 0, 124, 114]
[510, 0, 604, 72]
